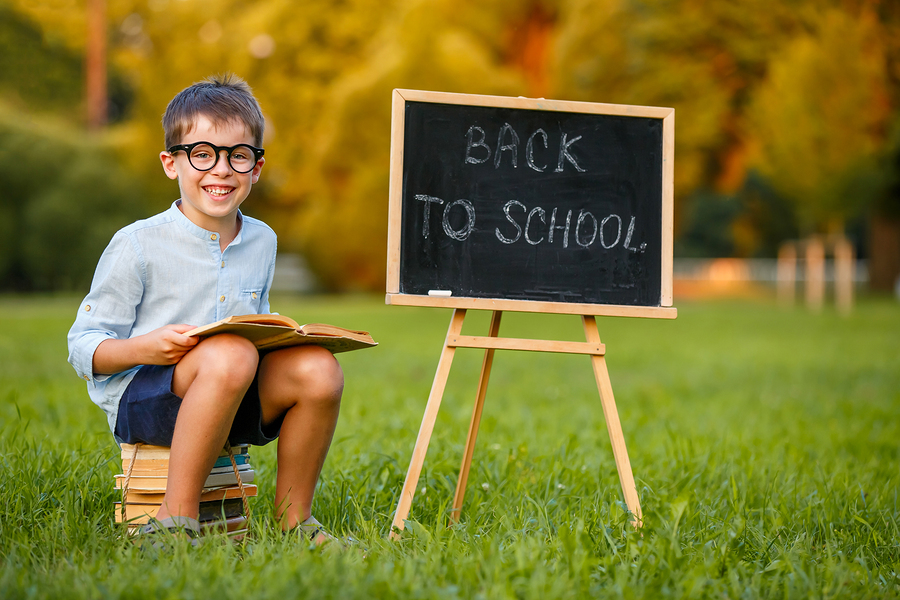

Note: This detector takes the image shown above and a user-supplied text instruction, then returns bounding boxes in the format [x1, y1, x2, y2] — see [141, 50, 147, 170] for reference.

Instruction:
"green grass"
[0, 294, 898, 599]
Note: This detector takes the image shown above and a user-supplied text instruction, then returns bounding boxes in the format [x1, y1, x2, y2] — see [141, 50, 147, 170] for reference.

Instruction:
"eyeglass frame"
[166, 141, 265, 173]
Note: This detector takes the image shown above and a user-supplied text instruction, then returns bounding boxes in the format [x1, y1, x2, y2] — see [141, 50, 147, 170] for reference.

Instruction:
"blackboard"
[386, 90, 675, 318]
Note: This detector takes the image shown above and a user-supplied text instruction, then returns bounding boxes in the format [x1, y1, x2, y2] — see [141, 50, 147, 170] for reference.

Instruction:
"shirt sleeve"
[67, 230, 145, 382]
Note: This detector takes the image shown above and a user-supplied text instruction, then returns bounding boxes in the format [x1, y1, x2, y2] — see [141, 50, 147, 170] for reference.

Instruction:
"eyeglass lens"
[187, 143, 258, 173]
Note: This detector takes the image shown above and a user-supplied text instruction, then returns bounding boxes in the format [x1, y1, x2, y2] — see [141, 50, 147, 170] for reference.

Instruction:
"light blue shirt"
[67, 201, 277, 435]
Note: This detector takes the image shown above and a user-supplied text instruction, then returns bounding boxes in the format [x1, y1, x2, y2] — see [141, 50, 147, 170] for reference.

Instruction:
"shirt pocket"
[240, 287, 264, 312]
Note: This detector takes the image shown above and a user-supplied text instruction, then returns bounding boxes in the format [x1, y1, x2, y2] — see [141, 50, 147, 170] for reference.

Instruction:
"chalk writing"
[575, 210, 597, 248]
[418, 195, 645, 253]
[415, 194, 444, 239]
[398, 97, 666, 307]
[600, 214, 621, 249]
[464, 127, 490, 165]
[526, 129, 549, 172]
[556, 133, 585, 173]
[525, 207, 545, 245]
[496, 201, 524, 244]
[464, 123, 586, 173]
[442, 199, 476, 241]
[623, 216, 648, 253]
[549, 208, 572, 248]
[495, 123, 519, 169]
[492, 202, 642, 252]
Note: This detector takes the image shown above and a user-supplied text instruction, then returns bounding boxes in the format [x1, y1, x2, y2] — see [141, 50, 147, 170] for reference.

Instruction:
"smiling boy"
[68, 74, 343, 543]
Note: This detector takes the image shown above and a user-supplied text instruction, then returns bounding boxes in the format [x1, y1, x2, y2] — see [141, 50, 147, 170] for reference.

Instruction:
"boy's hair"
[162, 73, 265, 148]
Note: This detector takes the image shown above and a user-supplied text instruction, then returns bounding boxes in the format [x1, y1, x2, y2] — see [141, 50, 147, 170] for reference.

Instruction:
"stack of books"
[115, 443, 256, 539]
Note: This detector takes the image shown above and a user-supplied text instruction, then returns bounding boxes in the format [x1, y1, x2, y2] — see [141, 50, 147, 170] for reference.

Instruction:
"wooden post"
[805, 237, 825, 312]
[390, 309, 467, 538]
[391, 310, 642, 535]
[450, 311, 502, 522]
[582, 315, 643, 526]
[777, 242, 797, 306]
[834, 237, 854, 315]
[86, 0, 107, 130]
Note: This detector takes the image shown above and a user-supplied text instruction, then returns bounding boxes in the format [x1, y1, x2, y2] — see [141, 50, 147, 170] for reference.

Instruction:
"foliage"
[288, 0, 531, 289]
[0, 295, 898, 598]
[555, 0, 805, 211]
[746, 8, 892, 232]
[0, 106, 146, 291]
[2, 0, 900, 289]
[676, 172, 799, 258]
[0, 2, 82, 117]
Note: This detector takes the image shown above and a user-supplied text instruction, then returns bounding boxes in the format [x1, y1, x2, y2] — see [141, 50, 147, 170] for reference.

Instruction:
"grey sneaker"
[137, 516, 202, 548]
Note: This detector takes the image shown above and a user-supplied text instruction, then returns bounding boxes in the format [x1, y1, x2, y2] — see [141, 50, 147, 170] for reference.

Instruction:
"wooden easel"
[385, 89, 677, 537]
[390, 308, 643, 538]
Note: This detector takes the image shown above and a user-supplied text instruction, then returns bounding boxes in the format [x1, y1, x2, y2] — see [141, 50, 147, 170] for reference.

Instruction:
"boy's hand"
[92, 324, 200, 376]
[146, 324, 200, 365]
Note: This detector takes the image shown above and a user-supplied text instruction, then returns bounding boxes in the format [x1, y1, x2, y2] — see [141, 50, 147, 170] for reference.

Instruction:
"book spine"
[119, 484, 259, 505]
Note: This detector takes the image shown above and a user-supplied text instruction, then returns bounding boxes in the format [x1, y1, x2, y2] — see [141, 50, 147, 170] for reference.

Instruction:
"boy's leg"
[156, 334, 259, 521]
[257, 345, 344, 531]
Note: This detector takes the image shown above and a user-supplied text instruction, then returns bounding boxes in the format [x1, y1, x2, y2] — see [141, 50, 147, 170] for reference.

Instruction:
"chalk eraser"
[428, 290, 452, 297]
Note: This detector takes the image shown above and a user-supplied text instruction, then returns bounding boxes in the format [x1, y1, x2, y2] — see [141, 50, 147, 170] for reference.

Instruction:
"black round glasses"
[167, 141, 265, 173]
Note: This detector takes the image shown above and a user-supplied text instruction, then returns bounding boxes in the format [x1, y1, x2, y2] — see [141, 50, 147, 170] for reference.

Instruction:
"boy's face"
[159, 114, 264, 234]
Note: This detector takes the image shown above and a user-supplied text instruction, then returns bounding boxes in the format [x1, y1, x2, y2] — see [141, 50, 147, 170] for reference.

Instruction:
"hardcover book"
[184, 314, 377, 354]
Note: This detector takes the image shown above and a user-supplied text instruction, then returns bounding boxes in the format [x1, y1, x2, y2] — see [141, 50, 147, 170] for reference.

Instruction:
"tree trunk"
[868, 213, 900, 292]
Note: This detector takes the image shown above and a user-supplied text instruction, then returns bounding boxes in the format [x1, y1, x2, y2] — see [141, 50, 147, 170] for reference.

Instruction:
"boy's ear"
[159, 151, 179, 180]
[251, 156, 265, 184]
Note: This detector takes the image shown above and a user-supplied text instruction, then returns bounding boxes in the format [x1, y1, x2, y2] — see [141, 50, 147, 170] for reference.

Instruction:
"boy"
[67, 74, 343, 544]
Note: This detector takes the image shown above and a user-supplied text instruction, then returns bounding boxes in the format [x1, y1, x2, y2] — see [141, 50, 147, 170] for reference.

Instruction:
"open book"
[185, 314, 377, 354]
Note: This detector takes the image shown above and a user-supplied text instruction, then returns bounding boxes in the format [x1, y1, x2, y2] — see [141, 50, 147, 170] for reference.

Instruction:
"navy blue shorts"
[114, 364, 281, 447]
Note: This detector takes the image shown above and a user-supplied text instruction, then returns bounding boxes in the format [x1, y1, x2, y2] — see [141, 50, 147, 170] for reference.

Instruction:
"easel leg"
[450, 310, 502, 523]
[582, 315, 643, 527]
[390, 309, 467, 538]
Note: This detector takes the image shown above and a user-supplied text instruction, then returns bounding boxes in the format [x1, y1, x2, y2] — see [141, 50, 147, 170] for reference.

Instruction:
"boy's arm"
[91, 324, 199, 376]
[68, 231, 198, 380]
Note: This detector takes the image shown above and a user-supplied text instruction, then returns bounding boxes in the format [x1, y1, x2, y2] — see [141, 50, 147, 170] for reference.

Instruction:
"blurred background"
[1, 0, 898, 302]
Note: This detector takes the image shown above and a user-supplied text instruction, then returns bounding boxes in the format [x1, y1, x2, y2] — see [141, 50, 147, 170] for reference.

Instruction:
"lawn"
[0, 294, 897, 599]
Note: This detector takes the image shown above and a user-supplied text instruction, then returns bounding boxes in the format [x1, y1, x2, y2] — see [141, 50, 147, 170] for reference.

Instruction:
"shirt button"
[211, 234, 218, 241]
[219, 295, 225, 302]
[83, 375, 90, 381]
[84, 305, 91, 312]
[221, 261, 225, 268]
[251, 292, 257, 299]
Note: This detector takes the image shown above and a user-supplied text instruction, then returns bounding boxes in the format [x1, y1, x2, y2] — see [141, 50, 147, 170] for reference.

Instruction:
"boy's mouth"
[204, 186, 234, 198]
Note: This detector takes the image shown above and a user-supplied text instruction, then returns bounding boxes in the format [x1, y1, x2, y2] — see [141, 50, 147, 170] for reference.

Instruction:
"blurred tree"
[746, 7, 891, 234]
[2, 0, 132, 124]
[0, 2, 82, 116]
[0, 106, 145, 290]
[865, 116, 900, 291]
[106, 0, 403, 219]
[284, 0, 534, 289]
[554, 0, 808, 225]
[4, 0, 900, 290]
[676, 172, 798, 259]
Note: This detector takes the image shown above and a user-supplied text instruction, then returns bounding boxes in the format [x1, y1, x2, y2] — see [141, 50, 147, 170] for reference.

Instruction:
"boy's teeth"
[205, 187, 231, 197]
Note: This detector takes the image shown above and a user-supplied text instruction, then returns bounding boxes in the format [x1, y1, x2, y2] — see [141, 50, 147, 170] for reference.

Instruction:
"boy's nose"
[212, 150, 234, 174]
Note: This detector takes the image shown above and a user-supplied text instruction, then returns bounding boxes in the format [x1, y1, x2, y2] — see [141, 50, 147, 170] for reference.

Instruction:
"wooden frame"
[386, 90, 676, 538]
[390, 309, 645, 538]
[386, 89, 676, 316]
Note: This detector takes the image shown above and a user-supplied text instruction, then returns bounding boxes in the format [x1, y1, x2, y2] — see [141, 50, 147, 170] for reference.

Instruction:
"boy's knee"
[280, 346, 344, 405]
[194, 334, 259, 385]
[173, 334, 259, 401]
[302, 347, 344, 400]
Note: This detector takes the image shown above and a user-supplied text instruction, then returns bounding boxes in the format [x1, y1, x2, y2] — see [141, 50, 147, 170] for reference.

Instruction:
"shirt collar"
[168, 200, 244, 246]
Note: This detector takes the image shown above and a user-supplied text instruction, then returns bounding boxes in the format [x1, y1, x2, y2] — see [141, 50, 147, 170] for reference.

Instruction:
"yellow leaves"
[5, 0, 899, 287]
[746, 8, 892, 229]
